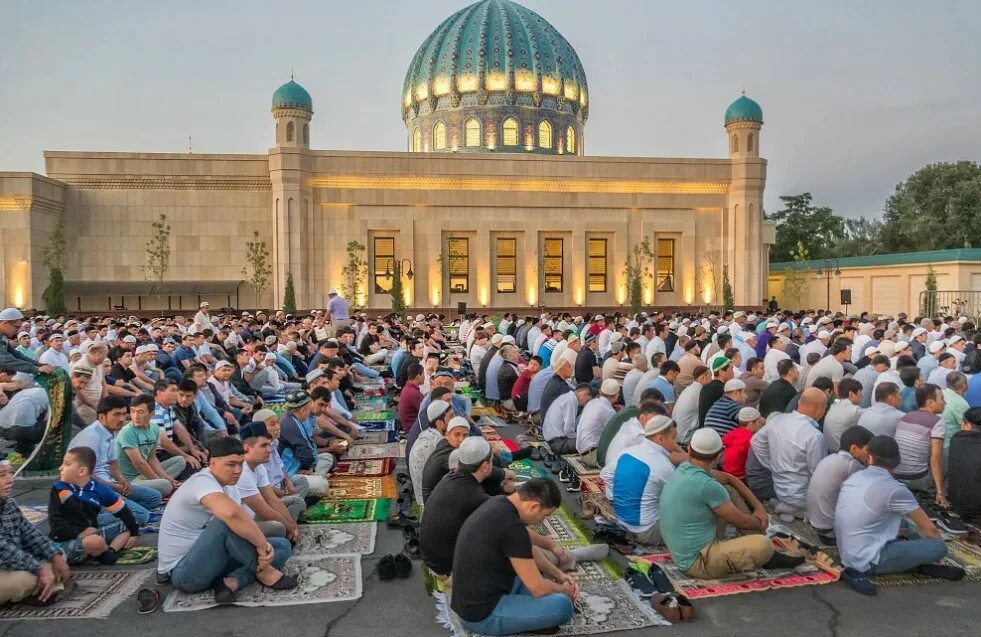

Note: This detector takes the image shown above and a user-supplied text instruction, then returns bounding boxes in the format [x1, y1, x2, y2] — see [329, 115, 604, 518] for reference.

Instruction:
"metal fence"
[918, 290, 981, 322]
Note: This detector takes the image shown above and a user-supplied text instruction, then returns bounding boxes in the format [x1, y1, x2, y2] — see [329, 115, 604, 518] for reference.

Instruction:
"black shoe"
[304, 495, 321, 508]
[558, 466, 571, 483]
[567, 474, 582, 492]
[762, 552, 806, 570]
[511, 446, 533, 461]
[916, 563, 966, 580]
[213, 580, 238, 604]
[378, 555, 396, 581]
[97, 548, 119, 565]
[261, 574, 299, 591]
[404, 536, 422, 559]
[624, 567, 657, 597]
[841, 567, 877, 595]
[930, 508, 969, 535]
[648, 564, 674, 593]
[393, 553, 413, 578]
[542, 453, 554, 468]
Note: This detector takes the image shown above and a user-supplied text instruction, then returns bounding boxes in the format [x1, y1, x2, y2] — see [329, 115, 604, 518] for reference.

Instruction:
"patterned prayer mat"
[767, 516, 835, 549]
[532, 506, 593, 550]
[353, 430, 395, 444]
[480, 425, 501, 440]
[630, 538, 841, 599]
[294, 523, 376, 556]
[333, 458, 396, 477]
[324, 476, 397, 501]
[111, 546, 157, 565]
[471, 406, 500, 417]
[0, 568, 150, 620]
[303, 498, 392, 524]
[577, 475, 617, 522]
[823, 539, 981, 587]
[562, 454, 601, 476]
[344, 442, 403, 460]
[508, 459, 548, 484]
[354, 397, 388, 411]
[162, 554, 363, 612]
[489, 439, 519, 454]
[18, 504, 48, 526]
[355, 409, 395, 422]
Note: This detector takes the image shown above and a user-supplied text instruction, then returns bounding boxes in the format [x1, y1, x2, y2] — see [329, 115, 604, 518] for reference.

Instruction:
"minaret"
[724, 92, 766, 307]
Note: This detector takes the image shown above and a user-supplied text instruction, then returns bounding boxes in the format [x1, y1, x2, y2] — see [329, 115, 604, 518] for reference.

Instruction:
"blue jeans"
[169, 519, 292, 592]
[352, 362, 380, 379]
[126, 484, 162, 521]
[871, 538, 948, 575]
[462, 577, 574, 636]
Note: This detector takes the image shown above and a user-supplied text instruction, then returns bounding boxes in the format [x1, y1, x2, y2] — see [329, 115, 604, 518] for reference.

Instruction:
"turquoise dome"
[271, 80, 312, 112]
[402, 0, 589, 117]
[725, 94, 763, 125]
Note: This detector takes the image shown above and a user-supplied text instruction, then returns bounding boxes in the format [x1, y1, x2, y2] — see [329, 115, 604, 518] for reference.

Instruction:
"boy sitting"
[721, 407, 764, 479]
[48, 447, 140, 565]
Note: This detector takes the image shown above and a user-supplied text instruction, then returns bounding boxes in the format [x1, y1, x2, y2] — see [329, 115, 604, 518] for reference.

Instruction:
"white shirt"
[927, 366, 954, 387]
[644, 337, 666, 363]
[236, 461, 271, 519]
[672, 381, 704, 445]
[598, 329, 613, 359]
[612, 439, 675, 533]
[542, 391, 579, 441]
[631, 369, 660, 406]
[805, 355, 844, 388]
[763, 348, 790, 384]
[600, 417, 646, 498]
[409, 428, 443, 504]
[857, 402, 904, 438]
[622, 368, 646, 409]
[469, 343, 488, 371]
[751, 410, 827, 509]
[823, 400, 865, 452]
[158, 468, 238, 573]
[576, 397, 615, 453]
[193, 310, 215, 332]
[39, 347, 70, 373]
[531, 333, 548, 358]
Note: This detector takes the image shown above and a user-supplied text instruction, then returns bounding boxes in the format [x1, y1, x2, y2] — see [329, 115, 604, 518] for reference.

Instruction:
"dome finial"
[290, 66, 294, 82]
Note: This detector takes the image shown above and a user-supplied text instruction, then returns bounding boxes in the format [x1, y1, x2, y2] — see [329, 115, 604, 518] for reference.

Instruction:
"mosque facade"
[0, 0, 773, 313]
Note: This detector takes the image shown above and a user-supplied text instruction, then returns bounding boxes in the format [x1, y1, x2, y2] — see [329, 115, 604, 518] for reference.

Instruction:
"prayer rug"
[507, 459, 548, 484]
[479, 415, 508, 428]
[824, 540, 981, 587]
[433, 577, 666, 636]
[577, 475, 616, 521]
[489, 439, 519, 454]
[324, 476, 397, 501]
[303, 498, 391, 524]
[532, 506, 593, 549]
[353, 430, 395, 445]
[294, 523, 376, 556]
[355, 409, 395, 422]
[562, 454, 600, 476]
[630, 539, 841, 599]
[333, 458, 396, 477]
[162, 554, 363, 612]
[18, 503, 48, 526]
[110, 546, 157, 565]
[471, 406, 500, 417]
[354, 397, 388, 411]
[479, 425, 501, 440]
[344, 442, 402, 460]
[767, 516, 835, 549]
[0, 568, 150, 620]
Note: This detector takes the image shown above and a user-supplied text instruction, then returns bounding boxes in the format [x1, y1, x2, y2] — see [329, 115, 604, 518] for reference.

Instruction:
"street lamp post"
[383, 258, 414, 282]
[814, 258, 842, 311]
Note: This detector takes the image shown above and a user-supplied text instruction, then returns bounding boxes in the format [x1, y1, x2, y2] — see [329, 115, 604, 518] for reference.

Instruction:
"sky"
[2, 0, 979, 218]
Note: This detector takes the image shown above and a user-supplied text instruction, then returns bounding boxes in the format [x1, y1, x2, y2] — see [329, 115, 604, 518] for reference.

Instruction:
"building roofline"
[770, 249, 981, 272]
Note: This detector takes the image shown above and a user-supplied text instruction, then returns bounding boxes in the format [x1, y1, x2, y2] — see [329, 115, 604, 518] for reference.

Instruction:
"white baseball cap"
[724, 379, 746, 392]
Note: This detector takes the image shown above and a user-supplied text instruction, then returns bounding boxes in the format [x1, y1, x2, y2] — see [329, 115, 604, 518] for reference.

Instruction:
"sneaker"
[393, 553, 413, 579]
[567, 474, 582, 492]
[378, 555, 396, 581]
[624, 566, 657, 597]
[558, 467, 571, 483]
[930, 508, 968, 535]
[841, 567, 877, 595]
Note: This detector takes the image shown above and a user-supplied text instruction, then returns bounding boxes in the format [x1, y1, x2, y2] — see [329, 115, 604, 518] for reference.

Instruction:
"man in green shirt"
[596, 388, 665, 467]
[942, 373, 969, 452]
[659, 428, 803, 579]
[116, 395, 185, 498]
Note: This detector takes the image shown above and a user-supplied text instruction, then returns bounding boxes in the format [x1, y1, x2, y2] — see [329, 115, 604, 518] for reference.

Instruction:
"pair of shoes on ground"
[402, 522, 422, 559]
[378, 553, 413, 580]
[927, 506, 969, 535]
[623, 562, 672, 598]
[557, 466, 582, 492]
[650, 591, 695, 622]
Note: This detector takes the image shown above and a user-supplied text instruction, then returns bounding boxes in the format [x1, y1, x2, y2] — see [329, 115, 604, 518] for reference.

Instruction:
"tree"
[921, 264, 938, 317]
[623, 238, 654, 315]
[829, 216, 885, 258]
[882, 161, 981, 252]
[283, 270, 297, 314]
[782, 241, 812, 310]
[768, 193, 845, 262]
[40, 218, 67, 314]
[242, 231, 272, 307]
[699, 249, 720, 306]
[340, 241, 367, 308]
[722, 265, 735, 312]
[142, 213, 171, 298]
[389, 272, 407, 316]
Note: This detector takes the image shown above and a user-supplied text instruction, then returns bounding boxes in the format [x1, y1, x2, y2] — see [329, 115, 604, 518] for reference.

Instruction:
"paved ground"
[5, 435, 981, 637]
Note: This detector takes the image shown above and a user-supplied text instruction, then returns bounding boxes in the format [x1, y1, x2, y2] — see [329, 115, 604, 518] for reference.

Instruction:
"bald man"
[751, 388, 829, 521]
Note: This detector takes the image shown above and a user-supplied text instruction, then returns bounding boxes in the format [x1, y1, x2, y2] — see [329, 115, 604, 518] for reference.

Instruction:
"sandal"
[137, 588, 160, 614]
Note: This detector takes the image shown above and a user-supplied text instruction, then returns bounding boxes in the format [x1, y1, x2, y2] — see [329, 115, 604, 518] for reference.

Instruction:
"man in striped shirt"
[703, 379, 747, 436]
[151, 379, 206, 471]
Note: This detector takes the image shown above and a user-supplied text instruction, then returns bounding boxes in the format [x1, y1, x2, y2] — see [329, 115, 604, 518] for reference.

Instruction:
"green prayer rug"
[113, 546, 158, 565]
[508, 458, 548, 483]
[302, 498, 392, 524]
[355, 409, 394, 422]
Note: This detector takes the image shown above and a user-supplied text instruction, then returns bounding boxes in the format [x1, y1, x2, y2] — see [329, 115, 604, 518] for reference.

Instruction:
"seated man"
[278, 390, 332, 496]
[397, 362, 426, 433]
[541, 383, 594, 455]
[0, 454, 72, 607]
[805, 425, 873, 544]
[611, 413, 680, 546]
[0, 372, 50, 456]
[893, 384, 948, 509]
[600, 402, 667, 497]
[835, 435, 962, 594]
[575, 379, 620, 468]
[823, 378, 865, 452]
[451, 479, 576, 636]
[158, 437, 297, 603]
[751, 388, 829, 520]
[236, 423, 302, 539]
[250, 409, 309, 507]
[48, 446, 140, 565]
[596, 389, 664, 468]
[116, 394, 184, 500]
[948, 407, 981, 521]
[408, 400, 452, 505]
[721, 407, 764, 479]
[421, 418, 511, 502]
[660, 429, 803, 579]
[703, 378, 747, 436]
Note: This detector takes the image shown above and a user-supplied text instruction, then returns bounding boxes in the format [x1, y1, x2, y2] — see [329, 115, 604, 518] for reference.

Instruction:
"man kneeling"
[451, 478, 576, 636]
[157, 437, 297, 603]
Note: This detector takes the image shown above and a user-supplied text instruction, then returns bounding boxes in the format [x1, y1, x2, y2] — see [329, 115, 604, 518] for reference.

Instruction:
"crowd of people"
[0, 299, 978, 632]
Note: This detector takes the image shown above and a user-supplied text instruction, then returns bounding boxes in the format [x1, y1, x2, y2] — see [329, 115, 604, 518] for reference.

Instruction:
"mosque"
[0, 0, 772, 313]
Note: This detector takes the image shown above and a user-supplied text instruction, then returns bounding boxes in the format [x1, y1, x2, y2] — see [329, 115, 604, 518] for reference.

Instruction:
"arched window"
[566, 127, 576, 154]
[538, 120, 552, 149]
[465, 118, 481, 147]
[503, 117, 519, 146]
[731, 134, 739, 153]
[286, 121, 295, 143]
[747, 132, 755, 152]
[302, 123, 309, 145]
[433, 121, 447, 150]
[412, 128, 421, 152]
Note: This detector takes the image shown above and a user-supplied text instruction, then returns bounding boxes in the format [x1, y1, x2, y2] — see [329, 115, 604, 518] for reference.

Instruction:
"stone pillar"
[269, 148, 314, 310]
[725, 120, 766, 307]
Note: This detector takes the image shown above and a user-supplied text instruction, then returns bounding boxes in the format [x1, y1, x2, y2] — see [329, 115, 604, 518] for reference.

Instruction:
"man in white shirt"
[823, 378, 866, 452]
[857, 382, 904, 437]
[621, 354, 647, 410]
[644, 323, 668, 364]
[805, 425, 872, 543]
[805, 340, 851, 393]
[542, 383, 594, 455]
[159, 437, 297, 604]
[751, 388, 828, 520]
[575, 379, 619, 467]
[763, 337, 791, 383]
[237, 424, 301, 541]
[673, 365, 710, 445]
[192, 301, 215, 333]
[38, 333, 70, 372]
[600, 406, 665, 499]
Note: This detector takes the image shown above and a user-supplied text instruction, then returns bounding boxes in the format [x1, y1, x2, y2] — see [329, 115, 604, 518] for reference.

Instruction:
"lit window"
[496, 238, 516, 293]
[566, 127, 576, 154]
[588, 238, 607, 293]
[302, 124, 309, 145]
[433, 121, 447, 150]
[465, 118, 481, 147]
[538, 120, 552, 149]
[503, 118, 519, 146]
[373, 237, 395, 293]
[543, 238, 564, 293]
[286, 121, 295, 143]
[412, 128, 421, 152]
[448, 237, 469, 293]
[657, 238, 675, 292]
